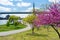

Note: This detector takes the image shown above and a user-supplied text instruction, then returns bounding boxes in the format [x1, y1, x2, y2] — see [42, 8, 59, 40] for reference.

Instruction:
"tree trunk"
[32, 27, 34, 34]
[30, 24, 34, 34]
[51, 25, 60, 39]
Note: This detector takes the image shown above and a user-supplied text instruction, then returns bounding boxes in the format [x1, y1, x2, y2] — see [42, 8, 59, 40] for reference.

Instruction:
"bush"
[14, 21, 19, 26]
[6, 21, 10, 26]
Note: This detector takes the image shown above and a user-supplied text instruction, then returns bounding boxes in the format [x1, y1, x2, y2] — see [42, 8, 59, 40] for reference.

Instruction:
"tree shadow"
[26, 33, 48, 37]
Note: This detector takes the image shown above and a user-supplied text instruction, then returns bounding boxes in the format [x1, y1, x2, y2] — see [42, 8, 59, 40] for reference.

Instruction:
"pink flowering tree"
[34, 4, 60, 38]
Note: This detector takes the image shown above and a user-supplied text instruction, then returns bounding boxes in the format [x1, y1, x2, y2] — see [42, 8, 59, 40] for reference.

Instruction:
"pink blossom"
[33, 3, 60, 27]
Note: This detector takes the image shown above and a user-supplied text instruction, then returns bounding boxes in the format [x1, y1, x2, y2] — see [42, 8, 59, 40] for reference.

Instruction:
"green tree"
[6, 15, 20, 27]
[23, 14, 36, 34]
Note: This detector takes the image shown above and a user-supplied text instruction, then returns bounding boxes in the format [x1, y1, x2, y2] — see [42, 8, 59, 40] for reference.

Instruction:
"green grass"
[0, 26, 60, 40]
[0, 24, 26, 32]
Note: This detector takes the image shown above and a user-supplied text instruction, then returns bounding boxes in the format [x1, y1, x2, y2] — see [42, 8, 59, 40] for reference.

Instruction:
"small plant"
[6, 21, 10, 26]
[14, 21, 19, 26]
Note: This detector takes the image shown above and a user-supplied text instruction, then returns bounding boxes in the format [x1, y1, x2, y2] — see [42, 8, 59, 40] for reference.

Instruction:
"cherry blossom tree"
[34, 3, 60, 38]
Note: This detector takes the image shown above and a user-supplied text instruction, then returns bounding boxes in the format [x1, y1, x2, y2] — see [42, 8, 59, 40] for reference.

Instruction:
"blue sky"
[0, 0, 60, 12]
[0, 0, 60, 18]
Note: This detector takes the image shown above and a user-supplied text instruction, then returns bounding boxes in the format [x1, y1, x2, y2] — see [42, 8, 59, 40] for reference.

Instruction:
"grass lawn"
[0, 26, 60, 40]
[0, 24, 26, 32]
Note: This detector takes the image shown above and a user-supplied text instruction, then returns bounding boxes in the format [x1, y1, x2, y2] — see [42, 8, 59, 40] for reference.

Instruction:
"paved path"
[0, 24, 31, 36]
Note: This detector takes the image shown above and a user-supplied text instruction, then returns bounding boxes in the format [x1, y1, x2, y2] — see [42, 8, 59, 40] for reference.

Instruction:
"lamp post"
[33, 2, 36, 15]
[53, 0, 56, 4]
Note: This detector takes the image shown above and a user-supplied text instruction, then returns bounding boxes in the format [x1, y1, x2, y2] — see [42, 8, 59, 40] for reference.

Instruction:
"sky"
[0, 0, 60, 18]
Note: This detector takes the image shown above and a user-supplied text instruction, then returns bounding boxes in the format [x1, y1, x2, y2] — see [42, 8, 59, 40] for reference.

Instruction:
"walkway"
[0, 24, 31, 36]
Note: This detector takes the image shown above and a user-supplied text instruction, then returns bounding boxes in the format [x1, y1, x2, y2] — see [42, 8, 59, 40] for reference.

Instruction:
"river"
[0, 20, 8, 25]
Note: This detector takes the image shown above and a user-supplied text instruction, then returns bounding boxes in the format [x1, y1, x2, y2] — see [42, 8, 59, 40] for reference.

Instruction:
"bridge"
[0, 12, 33, 20]
[0, 12, 32, 14]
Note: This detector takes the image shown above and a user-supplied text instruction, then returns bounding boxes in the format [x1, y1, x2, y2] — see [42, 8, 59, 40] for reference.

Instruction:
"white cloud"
[0, 6, 11, 12]
[25, 7, 33, 12]
[15, 0, 22, 1]
[17, 2, 31, 7]
[25, 7, 39, 12]
[10, 0, 22, 1]
[49, 0, 60, 3]
[0, 0, 14, 6]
